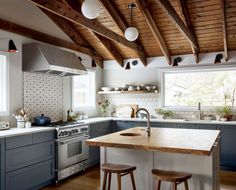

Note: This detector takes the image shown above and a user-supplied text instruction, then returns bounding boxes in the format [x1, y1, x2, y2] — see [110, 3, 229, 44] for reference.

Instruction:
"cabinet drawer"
[33, 130, 55, 144]
[90, 121, 112, 132]
[6, 159, 55, 190]
[6, 141, 54, 172]
[6, 134, 33, 150]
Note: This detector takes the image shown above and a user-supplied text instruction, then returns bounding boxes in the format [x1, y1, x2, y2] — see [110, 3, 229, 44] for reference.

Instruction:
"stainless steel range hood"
[23, 43, 87, 76]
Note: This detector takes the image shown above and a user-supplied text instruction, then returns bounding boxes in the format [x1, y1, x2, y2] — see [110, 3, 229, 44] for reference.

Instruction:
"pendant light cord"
[130, 6, 133, 27]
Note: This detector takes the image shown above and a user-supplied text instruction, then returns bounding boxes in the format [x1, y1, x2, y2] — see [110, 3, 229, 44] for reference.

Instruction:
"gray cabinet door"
[151, 122, 177, 128]
[217, 125, 236, 170]
[0, 139, 5, 190]
[177, 123, 198, 129]
[113, 121, 146, 132]
[6, 159, 55, 190]
[198, 124, 217, 130]
[6, 141, 54, 172]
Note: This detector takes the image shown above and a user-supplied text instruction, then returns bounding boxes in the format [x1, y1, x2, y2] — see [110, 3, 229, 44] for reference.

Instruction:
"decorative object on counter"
[155, 109, 174, 119]
[203, 115, 214, 120]
[13, 109, 29, 128]
[0, 121, 10, 130]
[67, 109, 75, 122]
[34, 114, 51, 126]
[25, 121, 32, 128]
[101, 87, 113, 91]
[98, 99, 110, 117]
[217, 106, 233, 121]
[115, 105, 135, 118]
[125, 3, 139, 41]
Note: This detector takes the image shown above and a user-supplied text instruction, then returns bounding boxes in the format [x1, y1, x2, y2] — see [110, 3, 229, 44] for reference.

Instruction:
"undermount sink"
[120, 132, 141, 137]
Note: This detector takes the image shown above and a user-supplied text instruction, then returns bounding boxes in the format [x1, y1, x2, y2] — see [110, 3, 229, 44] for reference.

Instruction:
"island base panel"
[100, 147, 219, 190]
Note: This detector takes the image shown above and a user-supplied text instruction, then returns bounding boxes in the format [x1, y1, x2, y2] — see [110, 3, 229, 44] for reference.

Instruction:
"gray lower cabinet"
[5, 130, 56, 190]
[0, 139, 5, 190]
[177, 123, 198, 129]
[151, 122, 177, 128]
[217, 125, 236, 171]
[88, 121, 112, 167]
[198, 124, 217, 130]
[113, 121, 146, 132]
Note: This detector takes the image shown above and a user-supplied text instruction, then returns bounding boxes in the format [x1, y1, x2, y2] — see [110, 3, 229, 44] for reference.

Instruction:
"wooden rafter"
[64, 0, 124, 67]
[221, 0, 228, 61]
[99, 0, 147, 66]
[0, 18, 102, 63]
[177, 0, 199, 63]
[27, 0, 147, 66]
[135, 0, 171, 65]
[154, 0, 198, 51]
[41, 10, 103, 68]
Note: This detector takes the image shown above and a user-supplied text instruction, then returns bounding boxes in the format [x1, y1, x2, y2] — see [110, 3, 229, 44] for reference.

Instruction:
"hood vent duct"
[23, 43, 87, 76]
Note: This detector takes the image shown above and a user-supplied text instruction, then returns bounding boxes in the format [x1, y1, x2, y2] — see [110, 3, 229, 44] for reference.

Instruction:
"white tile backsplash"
[23, 72, 63, 121]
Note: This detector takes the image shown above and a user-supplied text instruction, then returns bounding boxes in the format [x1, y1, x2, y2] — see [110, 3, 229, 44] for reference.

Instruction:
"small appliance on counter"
[0, 121, 10, 130]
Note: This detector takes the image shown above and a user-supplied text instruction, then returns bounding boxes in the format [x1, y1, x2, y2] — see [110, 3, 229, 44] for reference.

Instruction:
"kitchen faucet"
[136, 108, 151, 137]
[197, 102, 202, 120]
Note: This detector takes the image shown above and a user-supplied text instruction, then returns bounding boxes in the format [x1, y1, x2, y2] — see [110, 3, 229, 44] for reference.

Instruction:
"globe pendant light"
[81, 0, 101, 19]
[125, 3, 139, 41]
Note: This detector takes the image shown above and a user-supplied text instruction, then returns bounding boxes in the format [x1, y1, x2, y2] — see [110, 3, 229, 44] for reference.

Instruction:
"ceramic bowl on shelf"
[114, 87, 121, 91]
[101, 87, 113, 91]
[146, 85, 152, 91]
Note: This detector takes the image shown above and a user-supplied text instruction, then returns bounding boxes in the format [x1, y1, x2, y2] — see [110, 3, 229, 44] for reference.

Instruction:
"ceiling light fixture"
[172, 57, 182, 67]
[214, 54, 223, 64]
[124, 62, 131, 70]
[0, 38, 18, 53]
[81, 0, 101, 19]
[125, 3, 139, 41]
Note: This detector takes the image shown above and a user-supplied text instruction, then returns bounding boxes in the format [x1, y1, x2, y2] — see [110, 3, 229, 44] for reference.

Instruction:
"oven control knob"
[81, 127, 88, 132]
[73, 129, 79, 134]
[59, 131, 64, 137]
[64, 131, 68, 136]
[68, 131, 72, 136]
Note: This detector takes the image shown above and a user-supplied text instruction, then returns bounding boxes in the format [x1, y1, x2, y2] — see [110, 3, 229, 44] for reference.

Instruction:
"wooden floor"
[42, 165, 236, 190]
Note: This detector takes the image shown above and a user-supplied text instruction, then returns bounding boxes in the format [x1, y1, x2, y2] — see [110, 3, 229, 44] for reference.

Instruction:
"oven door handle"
[58, 135, 90, 145]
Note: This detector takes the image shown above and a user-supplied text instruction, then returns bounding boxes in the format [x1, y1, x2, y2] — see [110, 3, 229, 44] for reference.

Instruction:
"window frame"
[71, 70, 96, 110]
[0, 52, 9, 116]
[160, 63, 236, 111]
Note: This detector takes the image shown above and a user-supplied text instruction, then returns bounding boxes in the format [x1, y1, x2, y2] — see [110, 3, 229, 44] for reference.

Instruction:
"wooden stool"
[102, 163, 136, 190]
[152, 169, 192, 190]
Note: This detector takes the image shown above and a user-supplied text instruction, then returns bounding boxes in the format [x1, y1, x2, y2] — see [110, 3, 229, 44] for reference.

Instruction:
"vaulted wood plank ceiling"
[26, 0, 234, 67]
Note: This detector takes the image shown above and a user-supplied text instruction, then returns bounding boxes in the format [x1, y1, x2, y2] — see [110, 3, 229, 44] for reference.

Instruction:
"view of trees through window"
[73, 71, 95, 108]
[164, 69, 236, 107]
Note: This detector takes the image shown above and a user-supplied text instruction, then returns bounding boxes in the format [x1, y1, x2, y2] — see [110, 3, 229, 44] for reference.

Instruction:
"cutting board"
[115, 104, 138, 118]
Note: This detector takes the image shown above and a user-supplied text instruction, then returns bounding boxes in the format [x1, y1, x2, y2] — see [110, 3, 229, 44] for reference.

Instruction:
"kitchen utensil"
[34, 114, 51, 126]
[146, 86, 151, 91]
[101, 87, 113, 91]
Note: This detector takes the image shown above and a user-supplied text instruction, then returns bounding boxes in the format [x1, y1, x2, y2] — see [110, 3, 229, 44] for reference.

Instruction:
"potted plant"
[98, 99, 110, 117]
[217, 106, 233, 121]
[155, 108, 174, 119]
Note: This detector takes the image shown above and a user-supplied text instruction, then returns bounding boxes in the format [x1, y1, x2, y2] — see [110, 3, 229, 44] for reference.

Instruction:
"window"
[162, 66, 236, 109]
[0, 52, 8, 115]
[72, 71, 95, 108]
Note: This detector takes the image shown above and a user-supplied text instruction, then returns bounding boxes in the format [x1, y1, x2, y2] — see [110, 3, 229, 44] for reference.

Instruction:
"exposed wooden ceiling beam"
[221, 0, 228, 61]
[27, 0, 147, 66]
[177, 0, 199, 63]
[64, 0, 124, 67]
[41, 10, 103, 68]
[99, 0, 127, 34]
[98, 0, 147, 66]
[154, 0, 198, 51]
[135, 0, 171, 65]
[0, 18, 102, 63]
[94, 34, 124, 67]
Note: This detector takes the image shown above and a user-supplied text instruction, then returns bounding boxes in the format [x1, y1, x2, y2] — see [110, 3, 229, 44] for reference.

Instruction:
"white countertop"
[82, 117, 236, 125]
[0, 127, 55, 138]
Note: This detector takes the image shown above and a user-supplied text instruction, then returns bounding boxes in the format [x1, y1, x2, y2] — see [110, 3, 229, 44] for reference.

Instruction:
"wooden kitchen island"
[86, 127, 220, 190]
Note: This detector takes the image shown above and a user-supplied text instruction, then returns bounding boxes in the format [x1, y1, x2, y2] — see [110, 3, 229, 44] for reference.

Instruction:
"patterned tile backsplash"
[23, 72, 63, 122]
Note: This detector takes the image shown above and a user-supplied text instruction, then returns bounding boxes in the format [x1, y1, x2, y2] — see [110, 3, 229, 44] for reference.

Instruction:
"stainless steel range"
[55, 122, 89, 182]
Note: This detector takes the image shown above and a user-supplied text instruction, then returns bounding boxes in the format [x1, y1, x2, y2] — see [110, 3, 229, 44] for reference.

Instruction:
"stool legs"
[172, 182, 177, 190]
[130, 171, 136, 190]
[117, 174, 121, 190]
[184, 181, 189, 190]
[157, 180, 161, 190]
[102, 172, 108, 190]
[108, 173, 112, 190]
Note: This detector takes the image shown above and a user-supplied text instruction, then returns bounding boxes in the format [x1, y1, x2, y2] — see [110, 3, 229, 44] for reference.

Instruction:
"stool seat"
[152, 169, 192, 190]
[152, 169, 192, 182]
[102, 163, 136, 174]
[102, 163, 136, 190]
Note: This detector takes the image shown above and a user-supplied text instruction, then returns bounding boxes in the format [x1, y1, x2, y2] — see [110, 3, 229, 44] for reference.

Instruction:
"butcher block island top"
[86, 127, 220, 156]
